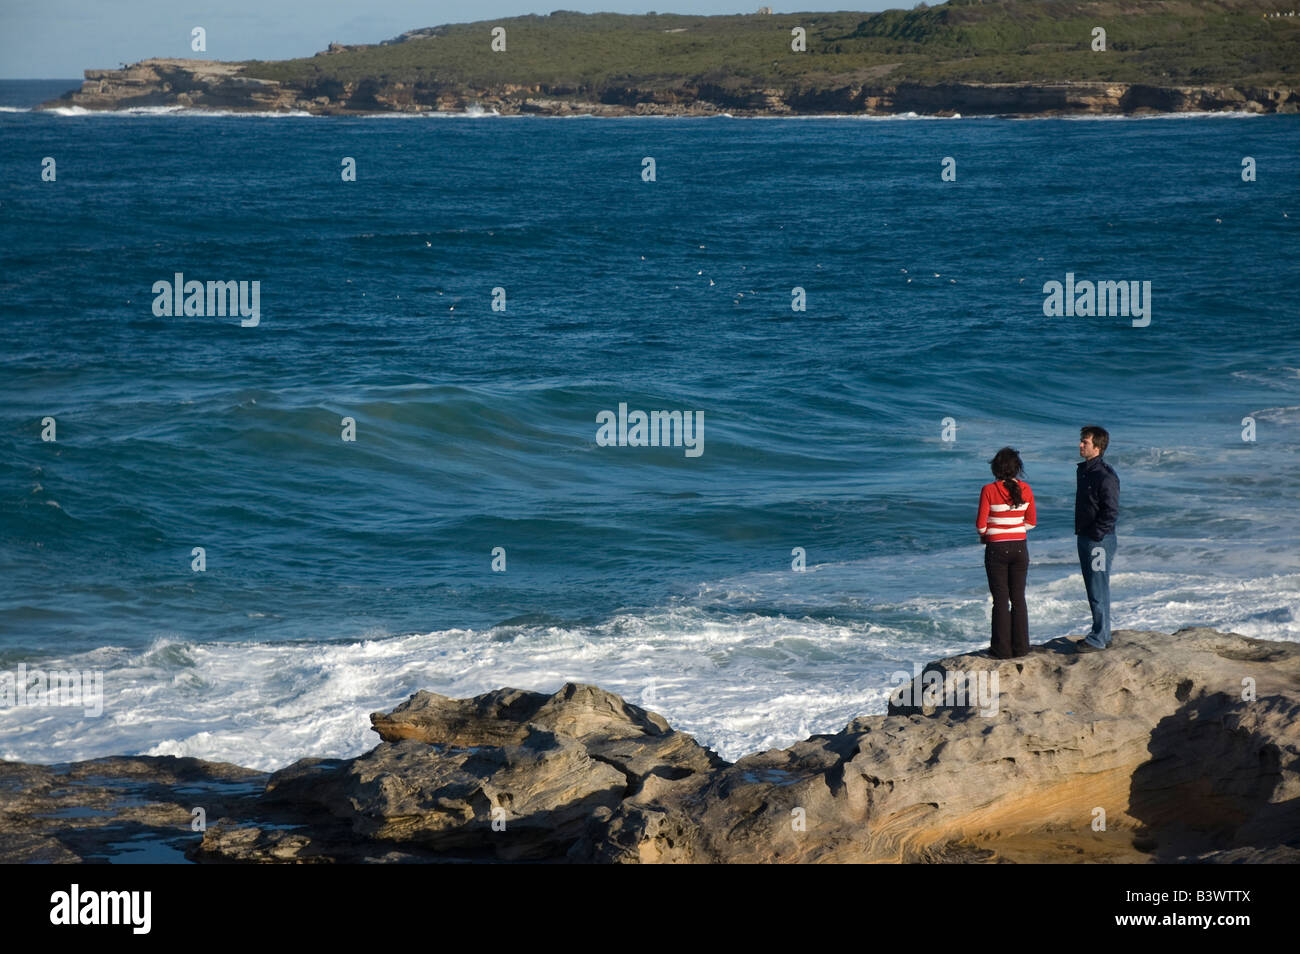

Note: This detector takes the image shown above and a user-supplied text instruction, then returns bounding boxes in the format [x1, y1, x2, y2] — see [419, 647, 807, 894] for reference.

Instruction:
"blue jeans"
[1077, 533, 1117, 647]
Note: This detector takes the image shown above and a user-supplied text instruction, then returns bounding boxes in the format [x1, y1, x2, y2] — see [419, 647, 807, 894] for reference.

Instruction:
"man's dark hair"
[1081, 425, 1109, 456]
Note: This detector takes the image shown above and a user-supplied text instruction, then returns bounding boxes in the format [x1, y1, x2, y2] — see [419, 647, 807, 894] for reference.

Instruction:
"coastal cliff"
[3, 627, 1297, 863]
[43, 56, 1297, 116]
[37, 5, 1300, 117]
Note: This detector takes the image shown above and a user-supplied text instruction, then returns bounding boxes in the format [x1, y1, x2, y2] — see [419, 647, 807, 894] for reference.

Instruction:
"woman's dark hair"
[990, 447, 1025, 508]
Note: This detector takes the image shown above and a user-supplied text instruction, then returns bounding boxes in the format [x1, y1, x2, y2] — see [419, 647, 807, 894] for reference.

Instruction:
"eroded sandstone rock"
[37, 59, 1296, 117]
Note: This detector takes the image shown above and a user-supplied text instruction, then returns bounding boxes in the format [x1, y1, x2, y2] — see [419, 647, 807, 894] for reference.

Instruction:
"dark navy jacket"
[1075, 456, 1120, 540]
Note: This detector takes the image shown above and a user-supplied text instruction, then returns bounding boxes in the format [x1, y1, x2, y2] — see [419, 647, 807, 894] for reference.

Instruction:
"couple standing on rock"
[975, 426, 1120, 658]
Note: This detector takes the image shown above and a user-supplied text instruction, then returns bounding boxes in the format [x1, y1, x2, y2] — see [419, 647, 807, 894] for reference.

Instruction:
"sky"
[0, 1, 898, 79]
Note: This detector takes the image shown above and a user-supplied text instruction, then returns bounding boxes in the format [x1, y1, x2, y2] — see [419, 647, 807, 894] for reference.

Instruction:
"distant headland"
[38, 3, 1300, 117]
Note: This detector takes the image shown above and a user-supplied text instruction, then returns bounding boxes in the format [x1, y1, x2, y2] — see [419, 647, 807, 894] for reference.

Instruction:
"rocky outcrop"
[583, 628, 1300, 864]
[52, 59, 299, 112]
[227, 684, 726, 861]
[2, 628, 1297, 863]
[370, 682, 724, 782]
[38, 58, 1297, 116]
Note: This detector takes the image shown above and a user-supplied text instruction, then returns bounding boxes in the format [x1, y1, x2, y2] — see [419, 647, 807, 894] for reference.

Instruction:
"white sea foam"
[1047, 110, 1264, 121]
[1230, 366, 1300, 386]
[2, 537, 1295, 771]
[19, 106, 974, 121]
[1251, 405, 1300, 424]
[20, 105, 1265, 122]
[0, 611, 916, 771]
[749, 111, 960, 120]
[40, 105, 318, 118]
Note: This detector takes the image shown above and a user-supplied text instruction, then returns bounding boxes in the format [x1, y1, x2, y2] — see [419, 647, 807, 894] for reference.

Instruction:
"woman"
[976, 447, 1036, 658]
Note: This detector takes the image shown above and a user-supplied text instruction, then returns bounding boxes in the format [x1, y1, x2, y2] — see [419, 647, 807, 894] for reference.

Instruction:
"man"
[1074, 426, 1119, 652]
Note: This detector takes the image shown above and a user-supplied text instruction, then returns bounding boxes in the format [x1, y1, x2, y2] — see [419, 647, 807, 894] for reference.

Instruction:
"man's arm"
[1095, 469, 1119, 536]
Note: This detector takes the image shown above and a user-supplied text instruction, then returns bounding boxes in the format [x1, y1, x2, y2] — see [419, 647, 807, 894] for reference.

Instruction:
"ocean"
[1, 80, 1297, 770]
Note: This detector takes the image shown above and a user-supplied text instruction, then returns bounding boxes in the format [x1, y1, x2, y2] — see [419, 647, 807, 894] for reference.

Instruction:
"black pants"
[984, 539, 1029, 658]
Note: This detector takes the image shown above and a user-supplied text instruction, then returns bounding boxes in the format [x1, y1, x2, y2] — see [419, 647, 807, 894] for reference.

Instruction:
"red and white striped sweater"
[976, 480, 1037, 542]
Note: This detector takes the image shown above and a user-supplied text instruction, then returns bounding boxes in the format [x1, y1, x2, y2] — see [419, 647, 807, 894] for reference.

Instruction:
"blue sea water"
[1, 82, 1298, 769]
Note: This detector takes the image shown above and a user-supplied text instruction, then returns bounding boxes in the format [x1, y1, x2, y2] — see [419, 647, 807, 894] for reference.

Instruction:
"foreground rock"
[242, 684, 724, 861]
[39, 58, 1296, 117]
[589, 628, 1300, 863]
[0, 757, 264, 863]
[2, 627, 1297, 863]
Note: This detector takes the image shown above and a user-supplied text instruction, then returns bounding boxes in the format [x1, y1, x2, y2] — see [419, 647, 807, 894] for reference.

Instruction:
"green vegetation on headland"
[45, 1, 1300, 115]
[241, 1, 1299, 90]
